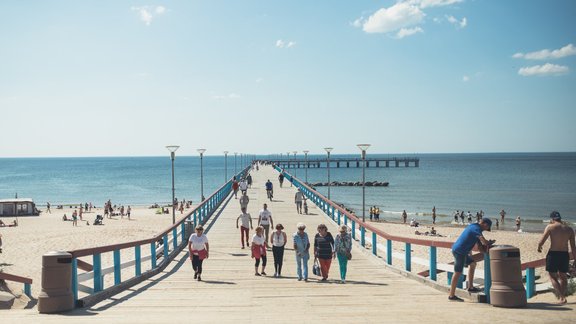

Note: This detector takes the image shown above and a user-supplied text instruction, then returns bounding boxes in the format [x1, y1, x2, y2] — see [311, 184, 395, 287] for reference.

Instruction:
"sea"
[1, 153, 575, 232]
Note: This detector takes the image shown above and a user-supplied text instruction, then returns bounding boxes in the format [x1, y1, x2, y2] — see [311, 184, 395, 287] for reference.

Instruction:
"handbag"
[312, 258, 321, 276]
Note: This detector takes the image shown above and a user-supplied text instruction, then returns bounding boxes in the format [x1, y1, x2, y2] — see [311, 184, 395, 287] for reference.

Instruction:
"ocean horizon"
[1, 152, 575, 231]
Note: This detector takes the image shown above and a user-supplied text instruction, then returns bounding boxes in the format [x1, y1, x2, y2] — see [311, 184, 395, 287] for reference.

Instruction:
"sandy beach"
[0, 205, 193, 301]
[1, 204, 553, 304]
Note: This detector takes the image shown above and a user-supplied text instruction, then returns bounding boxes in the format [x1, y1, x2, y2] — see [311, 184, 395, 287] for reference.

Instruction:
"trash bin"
[489, 245, 526, 307]
[185, 220, 194, 240]
[38, 251, 74, 313]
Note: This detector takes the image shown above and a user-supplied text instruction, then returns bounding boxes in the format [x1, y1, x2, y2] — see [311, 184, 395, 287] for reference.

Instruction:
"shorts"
[546, 251, 569, 273]
[452, 251, 473, 273]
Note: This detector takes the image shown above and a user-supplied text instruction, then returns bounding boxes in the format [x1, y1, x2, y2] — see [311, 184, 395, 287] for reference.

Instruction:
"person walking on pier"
[278, 173, 284, 187]
[258, 204, 274, 244]
[237, 207, 253, 249]
[271, 224, 287, 277]
[265, 179, 273, 201]
[334, 225, 352, 283]
[232, 177, 239, 199]
[247, 174, 253, 188]
[295, 189, 305, 214]
[537, 211, 576, 304]
[294, 223, 310, 281]
[448, 218, 493, 301]
[188, 225, 209, 281]
[239, 191, 249, 211]
[239, 178, 248, 196]
[252, 226, 268, 276]
[314, 224, 335, 281]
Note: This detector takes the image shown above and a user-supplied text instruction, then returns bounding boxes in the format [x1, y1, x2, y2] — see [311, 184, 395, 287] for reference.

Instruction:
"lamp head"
[357, 144, 371, 152]
[324, 147, 333, 153]
[197, 148, 206, 155]
[166, 145, 180, 153]
[223, 151, 229, 155]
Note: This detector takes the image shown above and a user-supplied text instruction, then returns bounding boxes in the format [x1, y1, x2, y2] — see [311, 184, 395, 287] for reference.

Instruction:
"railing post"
[351, 221, 356, 240]
[372, 232, 377, 255]
[93, 253, 103, 293]
[72, 257, 78, 303]
[151, 242, 157, 269]
[172, 228, 178, 250]
[135, 245, 141, 276]
[163, 234, 169, 262]
[387, 239, 392, 265]
[429, 246, 437, 281]
[194, 211, 198, 228]
[337, 211, 341, 225]
[360, 226, 365, 247]
[181, 222, 186, 243]
[344, 215, 348, 226]
[526, 267, 535, 299]
[24, 283, 32, 298]
[484, 253, 491, 303]
[405, 243, 411, 272]
[113, 249, 121, 285]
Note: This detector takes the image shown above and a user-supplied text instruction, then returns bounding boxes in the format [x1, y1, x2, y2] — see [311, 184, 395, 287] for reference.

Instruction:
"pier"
[268, 157, 419, 169]
[2, 164, 572, 323]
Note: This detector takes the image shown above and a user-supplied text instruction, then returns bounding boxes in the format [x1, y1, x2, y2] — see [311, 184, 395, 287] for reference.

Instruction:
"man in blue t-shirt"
[448, 218, 493, 301]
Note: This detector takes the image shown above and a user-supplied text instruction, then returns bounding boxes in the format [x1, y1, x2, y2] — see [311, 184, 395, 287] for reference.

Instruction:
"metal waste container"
[38, 251, 74, 313]
[489, 245, 526, 307]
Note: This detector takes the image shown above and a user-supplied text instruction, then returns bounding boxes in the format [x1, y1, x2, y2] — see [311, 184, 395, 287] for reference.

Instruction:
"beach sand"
[0, 206, 557, 309]
[0, 205, 192, 303]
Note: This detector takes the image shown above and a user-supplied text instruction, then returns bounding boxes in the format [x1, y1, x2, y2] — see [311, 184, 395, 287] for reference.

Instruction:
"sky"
[1, 0, 575, 157]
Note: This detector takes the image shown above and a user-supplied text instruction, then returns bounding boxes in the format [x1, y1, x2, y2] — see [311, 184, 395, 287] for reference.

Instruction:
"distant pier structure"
[268, 157, 419, 169]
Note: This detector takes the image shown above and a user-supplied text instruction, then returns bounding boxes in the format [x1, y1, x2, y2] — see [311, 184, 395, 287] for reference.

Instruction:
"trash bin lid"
[489, 245, 520, 259]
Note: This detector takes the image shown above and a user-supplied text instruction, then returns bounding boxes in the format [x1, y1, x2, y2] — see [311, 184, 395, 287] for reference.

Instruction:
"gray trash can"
[38, 251, 74, 313]
[489, 245, 527, 308]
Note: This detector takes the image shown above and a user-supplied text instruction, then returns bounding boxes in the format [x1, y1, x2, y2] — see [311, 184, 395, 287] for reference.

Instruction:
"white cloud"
[462, 75, 470, 82]
[513, 44, 576, 60]
[212, 93, 241, 100]
[276, 39, 296, 48]
[518, 63, 569, 77]
[396, 27, 423, 39]
[411, 0, 464, 8]
[131, 6, 167, 26]
[360, 2, 425, 34]
[446, 15, 467, 29]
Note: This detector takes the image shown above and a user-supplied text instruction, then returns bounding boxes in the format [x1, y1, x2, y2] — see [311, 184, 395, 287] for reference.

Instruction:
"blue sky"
[1, 0, 575, 157]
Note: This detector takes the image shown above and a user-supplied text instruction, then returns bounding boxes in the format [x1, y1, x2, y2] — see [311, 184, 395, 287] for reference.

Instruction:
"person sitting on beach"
[62, 214, 68, 221]
[430, 227, 437, 235]
[409, 219, 419, 227]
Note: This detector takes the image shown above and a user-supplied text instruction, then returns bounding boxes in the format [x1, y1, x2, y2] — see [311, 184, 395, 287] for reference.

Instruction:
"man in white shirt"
[239, 179, 248, 196]
[236, 207, 253, 249]
[239, 192, 249, 211]
[258, 203, 274, 244]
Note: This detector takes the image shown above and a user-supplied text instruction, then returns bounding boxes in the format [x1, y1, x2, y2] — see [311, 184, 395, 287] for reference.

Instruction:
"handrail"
[0, 271, 32, 297]
[274, 165, 549, 302]
[69, 170, 246, 258]
[63, 165, 252, 308]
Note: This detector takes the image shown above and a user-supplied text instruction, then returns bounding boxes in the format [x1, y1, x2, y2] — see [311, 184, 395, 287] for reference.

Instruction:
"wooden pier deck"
[2, 166, 574, 323]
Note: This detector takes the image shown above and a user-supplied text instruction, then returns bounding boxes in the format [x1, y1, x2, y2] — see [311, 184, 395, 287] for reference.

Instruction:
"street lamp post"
[357, 144, 371, 223]
[223, 151, 229, 182]
[303, 150, 309, 183]
[324, 147, 333, 199]
[292, 151, 297, 187]
[166, 145, 180, 224]
[198, 149, 206, 201]
[234, 152, 238, 175]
